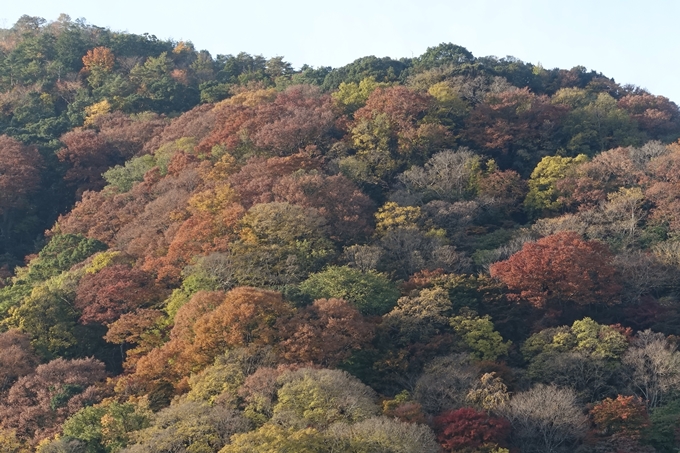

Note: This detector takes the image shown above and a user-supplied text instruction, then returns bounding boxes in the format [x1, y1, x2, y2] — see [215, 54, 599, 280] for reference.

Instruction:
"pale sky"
[2, 1, 679, 103]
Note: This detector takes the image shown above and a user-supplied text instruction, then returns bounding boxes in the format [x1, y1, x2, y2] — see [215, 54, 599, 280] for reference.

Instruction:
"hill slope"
[0, 14, 680, 453]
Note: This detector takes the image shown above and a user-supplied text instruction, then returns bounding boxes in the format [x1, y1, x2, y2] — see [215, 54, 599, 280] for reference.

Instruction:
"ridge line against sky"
[2, 0, 679, 104]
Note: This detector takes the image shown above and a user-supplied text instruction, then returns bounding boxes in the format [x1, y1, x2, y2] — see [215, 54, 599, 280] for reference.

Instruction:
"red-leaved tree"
[75, 264, 168, 325]
[490, 232, 621, 307]
[433, 407, 510, 452]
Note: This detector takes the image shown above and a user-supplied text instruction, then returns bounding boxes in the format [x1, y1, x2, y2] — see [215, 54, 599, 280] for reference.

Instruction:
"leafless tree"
[528, 351, 619, 403]
[399, 148, 480, 201]
[623, 329, 680, 408]
[613, 250, 679, 303]
[413, 354, 477, 414]
[628, 140, 669, 169]
[343, 245, 382, 272]
[183, 252, 237, 290]
[499, 384, 587, 453]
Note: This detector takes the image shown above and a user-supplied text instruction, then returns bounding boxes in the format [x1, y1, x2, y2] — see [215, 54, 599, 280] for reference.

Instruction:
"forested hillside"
[1, 14, 680, 453]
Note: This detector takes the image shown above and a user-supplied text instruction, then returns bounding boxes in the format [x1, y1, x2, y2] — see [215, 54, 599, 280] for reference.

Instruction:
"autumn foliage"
[198, 85, 339, 156]
[590, 395, 649, 438]
[277, 298, 374, 366]
[0, 17, 680, 453]
[75, 264, 167, 325]
[490, 232, 622, 307]
[81, 46, 115, 72]
[433, 407, 511, 452]
[0, 136, 42, 214]
[0, 357, 106, 445]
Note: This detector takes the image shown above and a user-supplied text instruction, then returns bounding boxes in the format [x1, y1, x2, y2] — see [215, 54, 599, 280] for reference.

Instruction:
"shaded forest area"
[1, 13, 680, 453]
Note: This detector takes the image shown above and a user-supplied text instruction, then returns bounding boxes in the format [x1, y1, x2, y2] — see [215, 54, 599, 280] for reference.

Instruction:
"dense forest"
[0, 13, 680, 453]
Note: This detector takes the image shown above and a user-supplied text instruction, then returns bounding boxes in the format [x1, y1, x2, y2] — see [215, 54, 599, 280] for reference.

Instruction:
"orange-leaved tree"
[132, 287, 292, 393]
[82, 46, 115, 73]
[590, 395, 649, 438]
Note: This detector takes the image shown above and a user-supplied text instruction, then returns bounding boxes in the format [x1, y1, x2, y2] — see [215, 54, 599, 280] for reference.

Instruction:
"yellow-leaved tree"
[524, 154, 588, 216]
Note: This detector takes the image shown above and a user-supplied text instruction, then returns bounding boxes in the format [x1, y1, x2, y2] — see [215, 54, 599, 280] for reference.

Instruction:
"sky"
[2, 0, 679, 103]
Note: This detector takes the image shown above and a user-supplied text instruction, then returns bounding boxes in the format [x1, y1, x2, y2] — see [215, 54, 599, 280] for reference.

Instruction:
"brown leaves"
[75, 264, 167, 325]
[199, 85, 340, 156]
[227, 152, 321, 208]
[0, 330, 39, 393]
[190, 287, 291, 365]
[104, 309, 166, 369]
[0, 357, 106, 445]
[144, 199, 245, 283]
[590, 395, 649, 438]
[129, 291, 373, 393]
[277, 298, 374, 367]
[57, 112, 166, 196]
[0, 135, 42, 214]
[464, 87, 567, 165]
[433, 407, 510, 452]
[355, 86, 432, 131]
[644, 142, 680, 232]
[618, 93, 680, 139]
[271, 172, 374, 242]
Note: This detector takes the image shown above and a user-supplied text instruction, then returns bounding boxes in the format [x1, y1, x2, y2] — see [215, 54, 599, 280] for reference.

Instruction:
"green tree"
[102, 154, 156, 192]
[521, 318, 628, 362]
[646, 399, 680, 453]
[24, 234, 107, 284]
[129, 52, 199, 113]
[4, 271, 82, 358]
[412, 43, 475, 72]
[273, 368, 379, 428]
[331, 77, 388, 114]
[344, 86, 447, 182]
[299, 266, 399, 315]
[53, 18, 90, 73]
[230, 202, 335, 287]
[321, 56, 408, 91]
[185, 347, 276, 406]
[556, 91, 642, 155]
[521, 318, 628, 402]
[61, 401, 152, 453]
[124, 401, 250, 453]
[426, 81, 470, 129]
[221, 424, 326, 453]
[450, 308, 511, 361]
